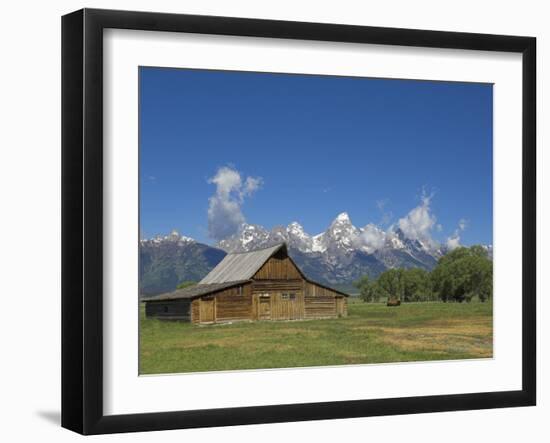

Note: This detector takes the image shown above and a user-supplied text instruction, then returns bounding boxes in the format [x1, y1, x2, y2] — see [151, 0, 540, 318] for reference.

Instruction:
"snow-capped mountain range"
[219, 212, 441, 259]
[139, 212, 492, 295]
[141, 229, 196, 246]
[215, 212, 448, 282]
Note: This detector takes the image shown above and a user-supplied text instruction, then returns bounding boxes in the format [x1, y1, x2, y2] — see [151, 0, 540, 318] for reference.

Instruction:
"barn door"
[278, 293, 299, 320]
[257, 294, 271, 320]
[200, 297, 215, 323]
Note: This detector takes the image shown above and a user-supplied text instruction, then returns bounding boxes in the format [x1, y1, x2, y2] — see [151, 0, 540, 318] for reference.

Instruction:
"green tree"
[431, 245, 492, 302]
[353, 275, 379, 302]
[402, 268, 432, 302]
[176, 280, 197, 290]
[376, 269, 405, 302]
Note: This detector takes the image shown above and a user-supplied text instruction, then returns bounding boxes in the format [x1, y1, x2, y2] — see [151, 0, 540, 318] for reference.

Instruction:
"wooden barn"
[142, 243, 348, 324]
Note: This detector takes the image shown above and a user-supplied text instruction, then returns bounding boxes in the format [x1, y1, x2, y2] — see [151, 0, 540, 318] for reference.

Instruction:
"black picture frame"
[61, 8, 536, 435]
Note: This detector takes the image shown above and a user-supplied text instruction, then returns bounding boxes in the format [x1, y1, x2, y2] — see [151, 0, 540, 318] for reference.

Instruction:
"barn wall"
[304, 282, 348, 319]
[191, 299, 200, 324]
[145, 299, 192, 321]
[253, 251, 303, 280]
[336, 296, 348, 317]
[252, 279, 303, 293]
[183, 284, 254, 324]
[213, 283, 252, 323]
[251, 279, 305, 320]
[146, 282, 346, 323]
[304, 282, 341, 298]
[304, 295, 336, 318]
[249, 280, 348, 321]
[270, 292, 305, 320]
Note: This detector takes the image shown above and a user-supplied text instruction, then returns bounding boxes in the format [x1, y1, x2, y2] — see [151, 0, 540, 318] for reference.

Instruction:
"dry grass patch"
[377, 318, 493, 358]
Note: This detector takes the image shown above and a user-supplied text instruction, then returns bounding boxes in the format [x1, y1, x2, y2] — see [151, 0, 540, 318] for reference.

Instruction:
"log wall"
[304, 295, 336, 318]
[213, 284, 253, 323]
[145, 299, 191, 321]
[252, 279, 303, 294]
[304, 282, 341, 297]
[304, 282, 348, 319]
[148, 270, 348, 324]
[185, 283, 254, 324]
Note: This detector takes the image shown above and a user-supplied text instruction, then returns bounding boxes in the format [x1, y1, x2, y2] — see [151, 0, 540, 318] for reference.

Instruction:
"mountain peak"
[167, 229, 195, 243]
[335, 212, 351, 223]
[324, 212, 359, 252]
[287, 221, 305, 232]
[140, 230, 195, 245]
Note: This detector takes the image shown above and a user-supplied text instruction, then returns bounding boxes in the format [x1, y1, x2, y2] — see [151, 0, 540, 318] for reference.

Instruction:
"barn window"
[282, 293, 296, 300]
[163, 305, 168, 313]
[281, 293, 289, 300]
[289, 293, 296, 300]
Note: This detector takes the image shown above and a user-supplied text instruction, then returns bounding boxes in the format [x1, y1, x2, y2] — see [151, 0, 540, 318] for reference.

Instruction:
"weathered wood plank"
[253, 250, 303, 280]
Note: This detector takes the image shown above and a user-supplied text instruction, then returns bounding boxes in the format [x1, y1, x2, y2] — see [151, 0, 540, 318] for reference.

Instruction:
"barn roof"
[141, 280, 250, 302]
[199, 243, 288, 284]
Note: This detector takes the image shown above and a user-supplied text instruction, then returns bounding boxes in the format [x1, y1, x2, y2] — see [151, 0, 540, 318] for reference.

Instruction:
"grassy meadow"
[139, 299, 492, 375]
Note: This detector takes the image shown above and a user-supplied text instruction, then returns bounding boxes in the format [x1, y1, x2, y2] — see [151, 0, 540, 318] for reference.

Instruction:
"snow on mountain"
[285, 222, 314, 252]
[323, 212, 361, 253]
[217, 224, 271, 252]
[213, 211, 451, 279]
[216, 213, 441, 259]
[217, 213, 360, 255]
[311, 233, 326, 253]
[140, 229, 195, 246]
[141, 214, 454, 274]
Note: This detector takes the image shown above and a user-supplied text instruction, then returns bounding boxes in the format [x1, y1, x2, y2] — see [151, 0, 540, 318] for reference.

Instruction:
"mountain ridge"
[139, 214, 492, 296]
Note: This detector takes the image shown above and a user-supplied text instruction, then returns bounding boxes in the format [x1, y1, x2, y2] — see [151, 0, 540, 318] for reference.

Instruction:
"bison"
[386, 298, 401, 307]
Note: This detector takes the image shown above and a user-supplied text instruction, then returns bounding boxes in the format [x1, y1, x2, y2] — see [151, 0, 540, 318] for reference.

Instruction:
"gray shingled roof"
[200, 243, 286, 284]
[141, 280, 250, 302]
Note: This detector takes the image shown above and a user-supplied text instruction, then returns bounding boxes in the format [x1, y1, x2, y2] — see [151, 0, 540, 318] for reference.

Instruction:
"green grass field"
[139, 300, 493, 375]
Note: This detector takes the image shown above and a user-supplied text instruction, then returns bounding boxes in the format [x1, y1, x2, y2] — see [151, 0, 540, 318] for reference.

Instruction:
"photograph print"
[139, 67, 493, 375]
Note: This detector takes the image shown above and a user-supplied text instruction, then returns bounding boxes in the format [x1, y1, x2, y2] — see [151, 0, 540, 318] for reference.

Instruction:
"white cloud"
[446, 235, 461, 250]
[351, 192, 460, 253]
[376, 198, 393, 226]
[458, 218, 468, 231]
[207, 166, 262, 240]
[356, 223, 387, 253]
[397, 191, 437, 248]
[446, 218, 468, 250]
[243, 176, 262, 197]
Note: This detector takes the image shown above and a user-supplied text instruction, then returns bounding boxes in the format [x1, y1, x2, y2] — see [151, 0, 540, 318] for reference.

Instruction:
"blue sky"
[139, 67, 493, 247]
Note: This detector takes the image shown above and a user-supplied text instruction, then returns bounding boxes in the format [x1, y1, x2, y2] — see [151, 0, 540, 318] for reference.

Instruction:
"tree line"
[353, 245, 492, 303]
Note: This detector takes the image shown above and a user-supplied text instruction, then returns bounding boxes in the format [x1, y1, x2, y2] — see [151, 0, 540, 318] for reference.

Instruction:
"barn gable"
[199, 243, 288, 284]
[252, 248, 304, 280]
